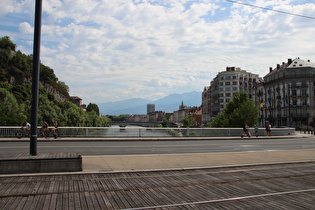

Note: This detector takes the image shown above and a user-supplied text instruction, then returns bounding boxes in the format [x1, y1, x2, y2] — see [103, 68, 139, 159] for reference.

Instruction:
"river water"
[104, 126, 173, 137]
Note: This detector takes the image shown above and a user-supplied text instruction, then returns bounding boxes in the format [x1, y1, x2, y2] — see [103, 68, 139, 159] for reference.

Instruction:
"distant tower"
[147, 103, 155, 114]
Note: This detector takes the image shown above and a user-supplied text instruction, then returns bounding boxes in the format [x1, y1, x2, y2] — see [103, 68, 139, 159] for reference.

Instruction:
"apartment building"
[259, 58, 315, 128]
[202, 67, 260, 124]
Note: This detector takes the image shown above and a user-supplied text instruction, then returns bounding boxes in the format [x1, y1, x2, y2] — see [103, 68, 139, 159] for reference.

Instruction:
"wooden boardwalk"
[1, 162, 315, 209]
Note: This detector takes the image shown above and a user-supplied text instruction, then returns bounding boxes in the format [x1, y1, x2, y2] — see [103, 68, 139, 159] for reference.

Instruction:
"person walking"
[242, 121, 250, 138]
[266, 122, 271, 136]
[254, 124, 258, 137]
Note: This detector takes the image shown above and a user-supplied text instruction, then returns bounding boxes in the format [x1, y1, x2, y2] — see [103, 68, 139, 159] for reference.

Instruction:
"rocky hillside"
[0, 36, 70, 102]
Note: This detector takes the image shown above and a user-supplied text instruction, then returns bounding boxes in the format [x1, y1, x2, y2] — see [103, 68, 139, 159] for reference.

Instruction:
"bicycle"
[43, 128, 60, 139]
[15, 128, 30, 139]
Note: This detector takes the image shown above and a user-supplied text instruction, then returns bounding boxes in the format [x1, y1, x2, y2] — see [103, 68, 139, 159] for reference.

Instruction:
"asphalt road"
[1, 137, 315, 155]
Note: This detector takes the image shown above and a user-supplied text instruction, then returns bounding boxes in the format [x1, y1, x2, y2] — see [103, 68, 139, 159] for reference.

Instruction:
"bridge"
[108, 121, 163, 127]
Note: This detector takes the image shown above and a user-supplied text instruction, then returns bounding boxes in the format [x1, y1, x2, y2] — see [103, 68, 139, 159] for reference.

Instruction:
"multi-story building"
[260, 58, 315, 128]
[147, 103, 155, 114]
[202, 86, 211, 125]
[171, 101, 202, 126]
[202, 67, 260, 124]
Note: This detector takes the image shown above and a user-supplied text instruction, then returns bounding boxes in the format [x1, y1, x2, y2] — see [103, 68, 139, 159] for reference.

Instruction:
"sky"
[1, 0, 315, 105]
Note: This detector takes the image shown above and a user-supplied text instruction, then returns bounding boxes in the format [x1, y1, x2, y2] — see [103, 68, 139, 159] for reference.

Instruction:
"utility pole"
[30, 0, 42, 156]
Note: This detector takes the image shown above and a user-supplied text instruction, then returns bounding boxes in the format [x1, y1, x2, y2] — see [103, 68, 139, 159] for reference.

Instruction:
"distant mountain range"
[98, 91, 202, 115]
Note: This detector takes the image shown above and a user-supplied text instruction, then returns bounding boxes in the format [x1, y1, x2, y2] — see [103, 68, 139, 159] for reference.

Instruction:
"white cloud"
[1, 0, 315, 105]
[19, 22, 33, 34]
[0, 0, 14, 16]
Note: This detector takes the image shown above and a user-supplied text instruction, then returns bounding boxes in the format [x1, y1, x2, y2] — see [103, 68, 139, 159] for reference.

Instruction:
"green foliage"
[183, 114, 194, 128]
[0, 36, 16, 51]
[0, 36, 70, 99]
[0, 88, 26, 125]
[87, 103, 100, 115]
[162, 118, 169, 127]
[209, 91, 259, 128]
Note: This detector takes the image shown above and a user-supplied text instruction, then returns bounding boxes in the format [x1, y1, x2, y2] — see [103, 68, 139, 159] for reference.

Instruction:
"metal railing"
[0, 126, 296, 138]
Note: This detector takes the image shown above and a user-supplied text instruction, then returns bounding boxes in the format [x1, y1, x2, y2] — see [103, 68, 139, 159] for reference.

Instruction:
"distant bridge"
[108, 121, 163, 127]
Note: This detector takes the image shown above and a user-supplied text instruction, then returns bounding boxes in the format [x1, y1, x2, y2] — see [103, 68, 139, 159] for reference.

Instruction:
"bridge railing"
[0, 126, 295, 138]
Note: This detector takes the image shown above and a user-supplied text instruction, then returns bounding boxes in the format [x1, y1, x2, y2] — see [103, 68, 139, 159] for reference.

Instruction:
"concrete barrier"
[0, 153, 82, 174]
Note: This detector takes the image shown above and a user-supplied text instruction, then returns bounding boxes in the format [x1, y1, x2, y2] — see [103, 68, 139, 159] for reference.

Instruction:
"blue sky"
[1, 0, 315, 104]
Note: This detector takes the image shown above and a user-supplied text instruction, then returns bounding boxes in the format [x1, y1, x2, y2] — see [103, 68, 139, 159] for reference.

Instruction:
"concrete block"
[0, 153, 82, 174]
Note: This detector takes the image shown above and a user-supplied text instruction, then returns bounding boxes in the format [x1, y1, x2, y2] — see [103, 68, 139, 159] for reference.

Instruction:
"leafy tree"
[209, 91, 259, 128]
[183, 114, 194, 128]
[87, 103, 100, 115]
[162, 117, 169, 127]
[0, 36, 16, 69]
[0, 36, 16, 51]
[63, 101, 86, 126]
[0, 88, 23, 125]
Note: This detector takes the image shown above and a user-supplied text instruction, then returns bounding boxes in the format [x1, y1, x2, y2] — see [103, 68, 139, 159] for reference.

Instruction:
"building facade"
[202, 67, 260, 124]
[147, 103, 155, 114]
[259, 58, 315, 128]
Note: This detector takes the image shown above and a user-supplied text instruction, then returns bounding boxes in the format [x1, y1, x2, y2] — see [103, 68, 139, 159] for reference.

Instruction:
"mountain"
[98, 91, 202, 115]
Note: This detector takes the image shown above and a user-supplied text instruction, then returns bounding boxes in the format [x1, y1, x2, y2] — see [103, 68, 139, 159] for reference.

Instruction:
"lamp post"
[30, 0, 42, 156]
[288, 84, 291, 127]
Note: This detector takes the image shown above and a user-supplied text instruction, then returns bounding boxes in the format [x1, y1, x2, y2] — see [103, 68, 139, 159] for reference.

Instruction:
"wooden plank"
[78, 192, 89, 209]
[15, 195, 28, 209]
[98, 191, 115, 209]
[73, 193, 82, 210]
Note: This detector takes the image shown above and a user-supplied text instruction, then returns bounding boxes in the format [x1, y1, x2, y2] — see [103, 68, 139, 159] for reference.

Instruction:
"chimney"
[269, 67, 273, 73]
[308, 60, 310, 62]
[277, 64, 280, 69]
[288, 58, 292, 65]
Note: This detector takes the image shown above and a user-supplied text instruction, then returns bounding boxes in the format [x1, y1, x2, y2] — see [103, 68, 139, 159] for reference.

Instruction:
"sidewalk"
[80, 133, 315, 173]
[82, 149, 315, 173]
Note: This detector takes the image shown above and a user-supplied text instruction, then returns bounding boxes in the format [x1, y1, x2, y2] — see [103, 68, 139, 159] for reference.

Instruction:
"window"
[226, 82, 231, 85]
[233, 81, 237, 85]
[292, 89, 297, 96]
[226, 93, 231, 97]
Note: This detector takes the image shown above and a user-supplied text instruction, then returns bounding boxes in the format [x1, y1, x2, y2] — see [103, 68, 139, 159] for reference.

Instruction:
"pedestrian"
[266, 122, 271, 136]
[242, 121, 250, 138]
[254, 124, 258, 137]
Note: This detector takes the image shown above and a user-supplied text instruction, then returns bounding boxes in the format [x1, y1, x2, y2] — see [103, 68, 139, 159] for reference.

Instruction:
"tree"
[209, 91, 259, 128]
[87, 103, 99, 115]
[0, 88, 23, 125]
[162, 117, 169, 127]
[0, 36, 16, 51]
[183, 114, 194, 128]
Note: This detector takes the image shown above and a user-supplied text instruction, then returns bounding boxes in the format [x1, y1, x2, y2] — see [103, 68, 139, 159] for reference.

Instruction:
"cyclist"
[52, 121, 58, 138]
[40, 120, 49, 138]
[22, 121, 31, 137]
